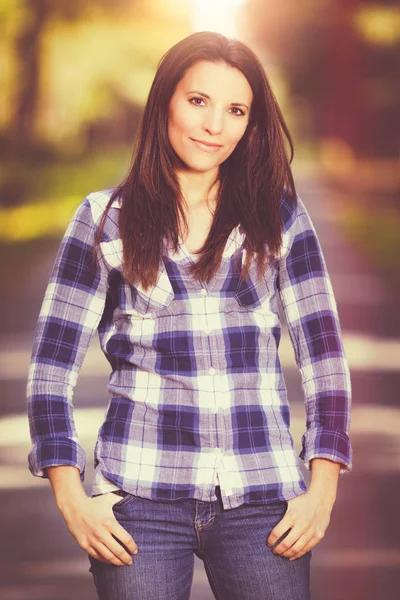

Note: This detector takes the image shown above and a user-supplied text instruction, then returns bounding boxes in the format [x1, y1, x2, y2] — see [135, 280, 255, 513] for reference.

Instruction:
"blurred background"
[0, 1, 399, 598]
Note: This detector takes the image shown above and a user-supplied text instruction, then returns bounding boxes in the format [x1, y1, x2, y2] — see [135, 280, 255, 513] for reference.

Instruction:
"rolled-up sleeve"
[27, 197, 108, 481]
[278, 192, 352, 475]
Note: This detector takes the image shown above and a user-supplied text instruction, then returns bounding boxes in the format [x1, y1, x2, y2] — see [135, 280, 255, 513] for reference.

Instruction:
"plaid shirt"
[27, 188, 352, 510]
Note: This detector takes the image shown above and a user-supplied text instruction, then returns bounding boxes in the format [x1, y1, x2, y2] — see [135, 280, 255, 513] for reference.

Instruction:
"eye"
[230, 106, 245, 116]
[189, 96, 205, 106]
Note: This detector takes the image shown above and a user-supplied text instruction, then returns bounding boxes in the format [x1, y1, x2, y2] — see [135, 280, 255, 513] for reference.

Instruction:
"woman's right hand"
[58, 492, 138, 566]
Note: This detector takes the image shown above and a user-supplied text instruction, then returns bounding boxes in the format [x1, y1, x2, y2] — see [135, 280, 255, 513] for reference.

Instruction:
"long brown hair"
[94, 31, 297, 290]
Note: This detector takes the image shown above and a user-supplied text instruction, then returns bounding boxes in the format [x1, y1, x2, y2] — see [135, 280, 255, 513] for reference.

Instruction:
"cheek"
[169, 105, 198, 138]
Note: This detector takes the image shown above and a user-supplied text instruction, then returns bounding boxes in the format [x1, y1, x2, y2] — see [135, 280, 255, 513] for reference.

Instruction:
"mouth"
[190, 138, 223, 152]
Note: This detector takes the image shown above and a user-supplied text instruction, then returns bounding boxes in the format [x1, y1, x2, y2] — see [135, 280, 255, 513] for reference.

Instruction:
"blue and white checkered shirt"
[27, 188, 352, 509]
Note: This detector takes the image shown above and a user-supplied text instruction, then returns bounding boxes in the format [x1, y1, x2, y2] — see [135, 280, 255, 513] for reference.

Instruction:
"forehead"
[176, 60, 253, 104]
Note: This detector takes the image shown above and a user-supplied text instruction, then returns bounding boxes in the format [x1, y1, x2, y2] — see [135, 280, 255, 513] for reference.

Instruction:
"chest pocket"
[131, 265, 175, 316]
[108, 261, 175, 327]
[234, 251, 277, 310]
[129, 272, 174, 323]
[100, 238, 175, 318]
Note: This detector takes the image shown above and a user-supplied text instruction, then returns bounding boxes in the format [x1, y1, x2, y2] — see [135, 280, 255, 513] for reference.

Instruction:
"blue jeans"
[88, 486, 311, 599]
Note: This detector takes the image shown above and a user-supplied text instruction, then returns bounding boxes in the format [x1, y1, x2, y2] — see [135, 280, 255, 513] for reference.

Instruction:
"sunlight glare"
[190, 0, 247, 37]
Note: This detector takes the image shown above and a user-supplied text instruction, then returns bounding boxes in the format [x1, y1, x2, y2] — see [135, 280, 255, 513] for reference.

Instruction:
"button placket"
[213, 446, 222, 475]
[199, 287, 218, 414]
[202, 292, 211, 335]
[207, 315, 221, 414]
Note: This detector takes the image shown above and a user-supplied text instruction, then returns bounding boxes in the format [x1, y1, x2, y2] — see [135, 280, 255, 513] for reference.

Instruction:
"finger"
[280, 534, 312, 559]
[92, 512, 137, 564]
[271, 526, 310, 557]
[267, 515, 293, 548]
[289, 536, 317, 561]
[87, 547, 108, 564]
[288, 525, 326, 560]
[270, 528, 297, 556]
[93, 540, 130, 566]
[96, 530, 135, 565]
[109, 522, 138, 555]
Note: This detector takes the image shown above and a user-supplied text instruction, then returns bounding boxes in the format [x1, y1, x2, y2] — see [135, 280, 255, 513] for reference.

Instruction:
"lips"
[191, 138, 222, 152]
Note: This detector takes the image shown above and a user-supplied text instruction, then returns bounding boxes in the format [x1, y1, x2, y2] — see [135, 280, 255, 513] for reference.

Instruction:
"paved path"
[0, 173, 399, 599]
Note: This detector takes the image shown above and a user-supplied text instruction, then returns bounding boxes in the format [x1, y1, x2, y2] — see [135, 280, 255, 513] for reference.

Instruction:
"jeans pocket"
[261, 499, 288, 522]
[92, 490, 135, 509]
[111, 491, 135, 509]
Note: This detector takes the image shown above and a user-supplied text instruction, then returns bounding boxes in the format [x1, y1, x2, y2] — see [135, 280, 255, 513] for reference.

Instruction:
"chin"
[181, 157, 221, 173]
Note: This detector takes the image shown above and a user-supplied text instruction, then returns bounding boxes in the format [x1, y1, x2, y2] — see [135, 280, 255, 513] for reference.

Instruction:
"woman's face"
[167, 60, 253, 174]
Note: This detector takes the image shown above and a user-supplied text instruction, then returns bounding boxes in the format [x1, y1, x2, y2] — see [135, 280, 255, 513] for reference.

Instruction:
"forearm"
[47, 465, 88, 511]
[307, 457, 341, 508]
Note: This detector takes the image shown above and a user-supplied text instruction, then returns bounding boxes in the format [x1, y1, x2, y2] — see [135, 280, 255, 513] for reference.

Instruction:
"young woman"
[27, 31, 352, 600]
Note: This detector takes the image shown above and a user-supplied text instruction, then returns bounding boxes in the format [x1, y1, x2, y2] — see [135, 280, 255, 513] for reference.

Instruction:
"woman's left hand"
[266, 491, 334, 560]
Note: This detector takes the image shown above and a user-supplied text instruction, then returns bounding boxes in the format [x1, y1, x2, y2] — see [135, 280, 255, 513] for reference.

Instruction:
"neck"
[176, 167, 219, 211]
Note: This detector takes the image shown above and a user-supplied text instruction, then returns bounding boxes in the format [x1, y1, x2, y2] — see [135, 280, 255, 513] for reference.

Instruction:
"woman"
[27, 31, 352, 600]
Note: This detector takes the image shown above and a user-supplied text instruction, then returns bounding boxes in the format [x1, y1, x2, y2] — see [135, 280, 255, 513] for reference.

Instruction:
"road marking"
[1, 331, 400, 380]
[0, 404, 399, 490]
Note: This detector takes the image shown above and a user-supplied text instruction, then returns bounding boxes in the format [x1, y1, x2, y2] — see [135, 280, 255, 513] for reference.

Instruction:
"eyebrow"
[186, 90, 249, 110]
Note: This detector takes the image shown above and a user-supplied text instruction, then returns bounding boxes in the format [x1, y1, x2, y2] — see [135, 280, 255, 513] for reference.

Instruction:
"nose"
[202, 108, 224, 136]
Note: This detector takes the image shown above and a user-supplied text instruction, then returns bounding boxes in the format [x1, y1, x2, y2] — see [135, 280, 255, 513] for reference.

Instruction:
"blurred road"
[0, 173, 399, 599]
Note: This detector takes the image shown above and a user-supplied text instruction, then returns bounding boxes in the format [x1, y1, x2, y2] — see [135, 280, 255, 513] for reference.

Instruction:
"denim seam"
[194, 500, 203, 551]
[195, 502, 216, 531]
[204, 554, 223, 600]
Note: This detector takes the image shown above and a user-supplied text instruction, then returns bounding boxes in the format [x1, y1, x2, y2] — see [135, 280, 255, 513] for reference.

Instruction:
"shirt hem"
[91, 467, 308, 510]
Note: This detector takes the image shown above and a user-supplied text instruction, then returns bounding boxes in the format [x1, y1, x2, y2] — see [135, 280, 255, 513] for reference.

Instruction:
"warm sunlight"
[189, 0, 247, 36]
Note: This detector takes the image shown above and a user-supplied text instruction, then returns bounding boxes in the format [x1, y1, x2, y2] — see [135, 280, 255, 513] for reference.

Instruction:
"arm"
[267, 192, 352, 559]
[27, 196, 137, 565]
[27, 196, 108, 484]
[277, 193, 352, 475]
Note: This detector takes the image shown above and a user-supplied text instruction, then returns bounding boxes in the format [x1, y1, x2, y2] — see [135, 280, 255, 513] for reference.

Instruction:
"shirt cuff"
[28, 438, 86, 481]
[299, 426, 353, 476]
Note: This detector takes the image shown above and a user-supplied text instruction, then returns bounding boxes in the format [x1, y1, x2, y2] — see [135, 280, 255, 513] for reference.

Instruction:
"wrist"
[307, 485, 336, 509]
[56, 489, 88, 512]
[307, 457, 340, 507]
[46, 465, 88, 511]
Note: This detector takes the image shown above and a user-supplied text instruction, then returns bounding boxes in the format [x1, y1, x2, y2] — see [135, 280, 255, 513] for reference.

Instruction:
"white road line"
[1, 404, 399, 490]
[0, 331, 399, 380]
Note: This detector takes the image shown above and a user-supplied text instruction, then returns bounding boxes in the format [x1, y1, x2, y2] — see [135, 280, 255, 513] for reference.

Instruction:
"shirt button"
[200, 288, 208, 296]
[204, 328, 211, 335]
[214, 447, 221, 454]
[209, 367, 216, 375]
[212, 406, 218, 414]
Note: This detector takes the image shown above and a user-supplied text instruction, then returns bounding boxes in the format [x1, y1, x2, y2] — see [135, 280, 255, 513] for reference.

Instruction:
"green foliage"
[1, 0, 190, 154]
[0, 147, 131, 241]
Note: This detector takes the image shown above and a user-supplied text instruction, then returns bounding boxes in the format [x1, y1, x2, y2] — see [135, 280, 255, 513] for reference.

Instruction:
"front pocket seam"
[112, 493, 135, 509]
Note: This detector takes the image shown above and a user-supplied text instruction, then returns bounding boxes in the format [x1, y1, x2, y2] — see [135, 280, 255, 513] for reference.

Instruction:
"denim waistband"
[115, 486, 222, 499]
[97, 485, 222, 500]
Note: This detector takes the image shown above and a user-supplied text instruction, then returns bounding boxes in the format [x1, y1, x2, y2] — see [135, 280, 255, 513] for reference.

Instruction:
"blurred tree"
[1, 0, 190, 207]
[9, 0, 140, 158]
[11, 0, 47, 157]
[242, 0, 399, 159]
